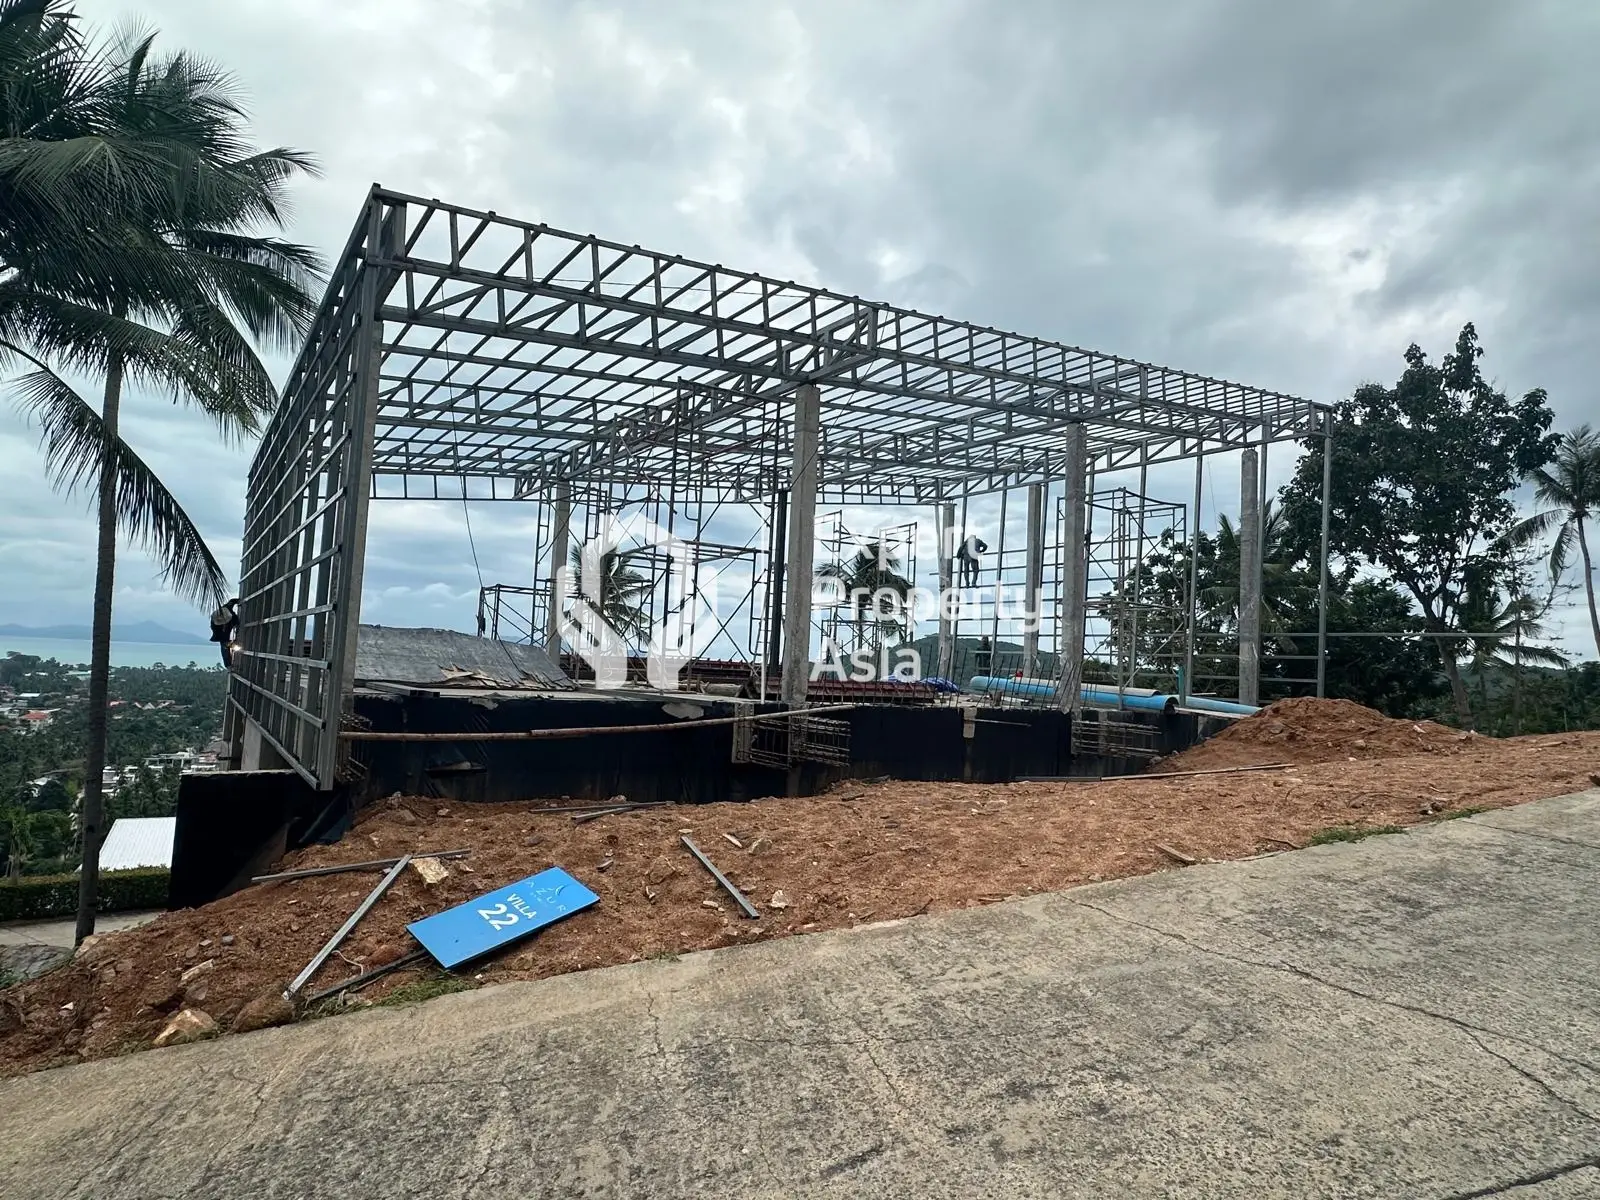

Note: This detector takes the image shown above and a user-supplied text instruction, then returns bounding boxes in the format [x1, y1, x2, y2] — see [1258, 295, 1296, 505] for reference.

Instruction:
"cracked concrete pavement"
[3, 790, 1600, 1199]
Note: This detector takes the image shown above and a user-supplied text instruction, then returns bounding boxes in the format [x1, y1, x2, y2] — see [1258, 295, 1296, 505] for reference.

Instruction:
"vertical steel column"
[766, 488, 788, 680]
[989, 486, 1008, 662]
[322, 201, 396, 784]
[936, 501, 956, 680]
[1238, 446, 1262, 706]
[1055, 423, 1087, 713]
[544, 480, 571, 653]
[1022, 483, 1044, 675]
[1129, 446, 1149, 699]
[1316, 428, 1334, 698]
[780, 383, 821, 707]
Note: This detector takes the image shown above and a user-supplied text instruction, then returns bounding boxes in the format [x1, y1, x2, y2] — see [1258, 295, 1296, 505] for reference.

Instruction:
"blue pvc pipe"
[965, 676, 1261, 717]
[965, 676, 1057, 701]
[1180, 695, 1262, 717]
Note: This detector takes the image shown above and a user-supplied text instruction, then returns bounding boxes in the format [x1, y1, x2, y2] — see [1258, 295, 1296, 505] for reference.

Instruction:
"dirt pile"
[3, 726, 1596, 1077]
[1158, 697, 1467, 771]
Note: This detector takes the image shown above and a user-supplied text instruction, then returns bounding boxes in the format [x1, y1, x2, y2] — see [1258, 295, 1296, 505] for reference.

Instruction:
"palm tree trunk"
[1512, 622, 1524, 736]
[1578, 516, 1600, 662]
[74, 354, 124, 945]
[1438, 643, 1474, 729]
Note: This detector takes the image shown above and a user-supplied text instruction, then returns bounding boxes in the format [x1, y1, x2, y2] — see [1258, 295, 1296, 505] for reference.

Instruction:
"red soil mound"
[1159, 697, 1467, 771]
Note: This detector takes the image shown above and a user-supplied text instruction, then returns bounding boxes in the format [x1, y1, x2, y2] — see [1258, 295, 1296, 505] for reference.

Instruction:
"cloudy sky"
[2, 0, 1597, 657]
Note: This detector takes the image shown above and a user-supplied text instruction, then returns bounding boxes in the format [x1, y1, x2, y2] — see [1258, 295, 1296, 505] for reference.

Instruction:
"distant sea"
[0, 637, 220, 669]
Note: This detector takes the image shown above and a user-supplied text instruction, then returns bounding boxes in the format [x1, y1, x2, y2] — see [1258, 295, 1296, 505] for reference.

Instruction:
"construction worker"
[975, 634, 993, 677]
[957, 534, 987, 588]
[209, 598, 240, 669]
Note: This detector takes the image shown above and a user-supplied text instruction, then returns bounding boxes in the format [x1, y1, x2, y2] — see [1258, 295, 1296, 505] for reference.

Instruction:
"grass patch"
[1434, 806, 1489, 821]
[647, 948, 681, 963]
[1307, 824, 1406, 846]
[377, 974, 474, 1007]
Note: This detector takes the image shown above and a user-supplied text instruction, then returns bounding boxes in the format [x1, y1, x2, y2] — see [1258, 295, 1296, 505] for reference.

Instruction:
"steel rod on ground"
[680, 835, 760, 919]
[284, 854, 412, 1000]
[339, 703, 858, 743]
[571, 805, 642, 824]
[1017, 762, 1292, 783]
[1147, 762, 1292, 779]
[304, 949, 430, 1005]
[530, 801, 673, 816]
[253, 849, 469, 884]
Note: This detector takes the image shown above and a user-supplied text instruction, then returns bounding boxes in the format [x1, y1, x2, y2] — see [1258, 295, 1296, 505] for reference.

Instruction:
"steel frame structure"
[232, 186, 1332, 788]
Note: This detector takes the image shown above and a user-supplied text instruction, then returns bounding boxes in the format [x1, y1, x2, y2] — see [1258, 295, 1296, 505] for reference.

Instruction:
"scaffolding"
[230, 186, 1334, 788]
[1082, 487, 1188, 697]
[814, 512, 920, 668]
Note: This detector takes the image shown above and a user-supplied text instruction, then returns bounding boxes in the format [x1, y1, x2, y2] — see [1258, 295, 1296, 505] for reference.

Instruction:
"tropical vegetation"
[0, 0, 321, 937]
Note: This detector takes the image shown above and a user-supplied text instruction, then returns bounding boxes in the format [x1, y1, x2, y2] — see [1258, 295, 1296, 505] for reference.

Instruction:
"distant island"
[0, 620, 208, 645]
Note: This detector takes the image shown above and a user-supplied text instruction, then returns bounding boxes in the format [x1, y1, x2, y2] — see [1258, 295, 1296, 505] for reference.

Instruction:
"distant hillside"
[0, 620, 208, 645]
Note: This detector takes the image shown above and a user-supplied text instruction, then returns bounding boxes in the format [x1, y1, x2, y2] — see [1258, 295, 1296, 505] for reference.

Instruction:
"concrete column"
[1022, 483, 1044, 675]
[1239, 446, 1262, 706]
[1055, 423, 1087, 712]
[780, 384, 821, 706]
[544, 480, 572, 653]
[935, 501, 956, 680]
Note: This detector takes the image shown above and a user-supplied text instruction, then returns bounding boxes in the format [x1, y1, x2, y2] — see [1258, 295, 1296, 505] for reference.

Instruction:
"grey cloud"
[3, 0, 1596, 654]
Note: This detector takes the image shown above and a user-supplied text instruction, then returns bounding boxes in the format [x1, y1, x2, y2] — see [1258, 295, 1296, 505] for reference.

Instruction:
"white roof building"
[98, 817, 177, 872]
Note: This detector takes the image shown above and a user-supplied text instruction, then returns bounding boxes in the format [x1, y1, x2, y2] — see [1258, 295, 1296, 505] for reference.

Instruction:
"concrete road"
[0, 910, 160, 949]
[4, 792, 1600, 1200]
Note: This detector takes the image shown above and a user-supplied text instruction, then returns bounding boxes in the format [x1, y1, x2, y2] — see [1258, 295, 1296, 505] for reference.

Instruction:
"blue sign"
[407, 867, 599, 969]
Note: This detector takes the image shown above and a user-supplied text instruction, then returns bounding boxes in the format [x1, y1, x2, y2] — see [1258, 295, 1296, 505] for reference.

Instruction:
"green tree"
[25, 776, 70, 812]
[1130, 523, 1448, 715]
[0, 0, 321, 940]
[1506, 424, 1600, 661]
[1281, 325, 1558, 727]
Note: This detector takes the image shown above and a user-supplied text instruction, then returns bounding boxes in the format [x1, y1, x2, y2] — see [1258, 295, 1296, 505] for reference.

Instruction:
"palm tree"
[1459, 570, 1569, 733]
[568, 544, 652, 645]
[1507, 424, 1600, 661]
[1200, 501, 1312, 653]
[0, 0, 321, 940]
[817, 540, 915, 649]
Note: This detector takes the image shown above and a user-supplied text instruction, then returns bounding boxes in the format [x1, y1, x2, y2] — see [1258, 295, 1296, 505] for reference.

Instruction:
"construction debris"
[231, 990, 297, 1034]
[303, 950, 430, 1007]
[411, 857, 451, 886]
[284, 855, 412, 1000]
[3, 707, 1597, 1078]
[681, 836, 760, 919]
[407, 867, 600, 970]
[252, 849, 469, 885]
[153, 1009, 216, 1048]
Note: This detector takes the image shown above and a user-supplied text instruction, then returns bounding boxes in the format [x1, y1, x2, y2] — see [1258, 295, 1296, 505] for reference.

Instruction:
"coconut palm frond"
[7, 363, 227, 607]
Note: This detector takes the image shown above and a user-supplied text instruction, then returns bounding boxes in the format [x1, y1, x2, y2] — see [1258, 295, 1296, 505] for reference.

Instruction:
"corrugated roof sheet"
[99, 817, 176, 872]
[355, 625, 573, 690]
